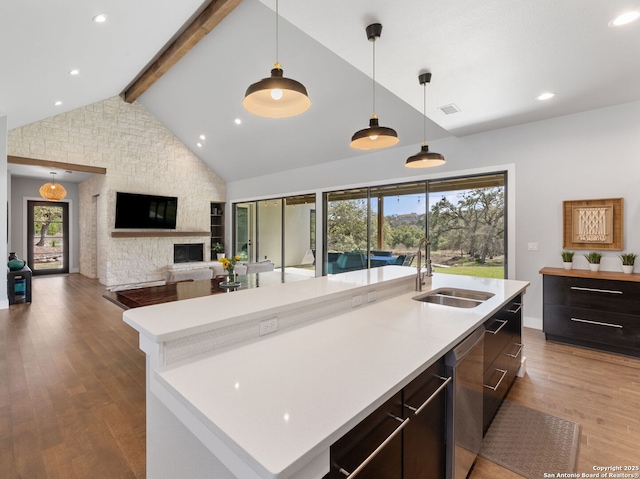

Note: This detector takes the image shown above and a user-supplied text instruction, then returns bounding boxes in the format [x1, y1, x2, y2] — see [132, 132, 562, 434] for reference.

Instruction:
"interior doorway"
[27, 200, 70, 276]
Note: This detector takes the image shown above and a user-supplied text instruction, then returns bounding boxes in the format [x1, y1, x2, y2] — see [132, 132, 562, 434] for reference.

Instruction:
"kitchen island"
[124, 266, 529, 479]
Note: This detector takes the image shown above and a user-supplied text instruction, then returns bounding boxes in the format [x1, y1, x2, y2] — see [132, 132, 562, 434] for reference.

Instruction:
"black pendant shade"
[405, 143, 446, 168]
[242, 0, 310, 119]
[350, 115, 399, 150]
[405, 72, 445, 168]
[243, 64, 311, 118]
[350, 23, 399, 150]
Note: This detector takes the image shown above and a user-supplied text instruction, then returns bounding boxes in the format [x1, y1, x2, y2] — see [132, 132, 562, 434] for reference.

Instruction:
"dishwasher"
[445, 326, 484, 479]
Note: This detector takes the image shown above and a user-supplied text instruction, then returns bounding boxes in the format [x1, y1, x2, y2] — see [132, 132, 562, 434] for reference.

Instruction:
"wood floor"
[0, 274, 145, 479]
[1, 274, 639, 479]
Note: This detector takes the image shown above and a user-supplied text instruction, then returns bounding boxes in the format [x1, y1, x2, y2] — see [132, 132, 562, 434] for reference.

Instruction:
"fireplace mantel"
[110, 231, 209, 238]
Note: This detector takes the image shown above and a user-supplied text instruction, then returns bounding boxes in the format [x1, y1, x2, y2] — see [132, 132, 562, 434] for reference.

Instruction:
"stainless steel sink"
[412, 288, 494, 308]
[435, 289, 494, 301]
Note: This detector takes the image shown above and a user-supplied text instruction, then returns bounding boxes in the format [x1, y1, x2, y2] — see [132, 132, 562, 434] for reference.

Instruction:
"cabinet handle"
[506, 343, 524, 359]
[507, 304, 522, 314]
[570, 286, 623, 295]
[485, 319, 508, 335]
[570, 317, 623, 329]
[484, 368, 507, 391]
[404, 375, 452, 416]
[338, 415, 411, 478]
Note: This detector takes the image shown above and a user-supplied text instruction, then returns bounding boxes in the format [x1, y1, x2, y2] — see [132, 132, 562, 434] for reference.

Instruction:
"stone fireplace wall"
[8, 96, 225, 287]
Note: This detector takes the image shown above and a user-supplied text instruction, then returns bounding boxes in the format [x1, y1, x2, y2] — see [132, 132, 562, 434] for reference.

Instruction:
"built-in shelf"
[111, 231, 210, 238]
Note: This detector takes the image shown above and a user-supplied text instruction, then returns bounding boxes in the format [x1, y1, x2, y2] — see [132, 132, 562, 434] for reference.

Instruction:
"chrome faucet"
[416, 237, 433, 291]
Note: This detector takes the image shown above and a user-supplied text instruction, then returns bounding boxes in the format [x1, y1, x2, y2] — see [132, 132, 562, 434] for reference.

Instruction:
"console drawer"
[543, 275, 640, 315]
[543, 304, 640, 350]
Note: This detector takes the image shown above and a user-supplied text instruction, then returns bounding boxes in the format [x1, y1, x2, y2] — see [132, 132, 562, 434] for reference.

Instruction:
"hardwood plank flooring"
[2, 274, 639, 478]
[471, 328, 640, 479]
[0, 274, 145, 479]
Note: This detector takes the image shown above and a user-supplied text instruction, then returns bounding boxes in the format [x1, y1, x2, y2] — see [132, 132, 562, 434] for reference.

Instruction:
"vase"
[217, 253, 226, 260]
[563, 262, 573, 270]
[8, 252, 26, 271]
[622, 265, 634, 274]
[589, 263, 600, 272]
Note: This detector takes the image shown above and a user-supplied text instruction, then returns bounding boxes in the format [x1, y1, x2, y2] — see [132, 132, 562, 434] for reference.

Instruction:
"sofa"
[326, 252, 366, 274]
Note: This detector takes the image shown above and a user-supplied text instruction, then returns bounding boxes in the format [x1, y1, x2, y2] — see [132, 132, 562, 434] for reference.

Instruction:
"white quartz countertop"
[124, 266, 414, 343]
[140, 269, 529, 479]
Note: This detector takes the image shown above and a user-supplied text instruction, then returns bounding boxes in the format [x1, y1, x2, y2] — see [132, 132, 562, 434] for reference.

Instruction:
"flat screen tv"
[115, 192, 178, 229]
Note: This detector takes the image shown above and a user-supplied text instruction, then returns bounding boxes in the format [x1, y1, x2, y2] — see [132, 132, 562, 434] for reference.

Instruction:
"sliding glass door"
[232, 194, 316, 281]
[323, 172, 506, 278]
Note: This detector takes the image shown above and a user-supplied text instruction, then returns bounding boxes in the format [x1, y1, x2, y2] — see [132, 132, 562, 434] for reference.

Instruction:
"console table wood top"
[539, 266, 640, 282]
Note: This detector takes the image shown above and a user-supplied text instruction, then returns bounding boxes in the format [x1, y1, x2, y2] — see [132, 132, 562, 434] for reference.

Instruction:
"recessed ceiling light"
[199, 134, 206, 140]
[92, 13, 108, 23]
[609, 10, 640, 27]
[234, 118, 242, 125]
[54, 101, 62, 106]
[197, 142, 202, 148]
[69, 69, 79, 76]
[536, 92, 556, 101]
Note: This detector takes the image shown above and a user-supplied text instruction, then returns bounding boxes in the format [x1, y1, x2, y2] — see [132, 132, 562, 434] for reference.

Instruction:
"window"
[323, 172, 506, 278]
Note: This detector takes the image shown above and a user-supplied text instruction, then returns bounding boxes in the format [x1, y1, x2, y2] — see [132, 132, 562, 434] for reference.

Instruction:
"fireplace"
[174, 243, 204, 263]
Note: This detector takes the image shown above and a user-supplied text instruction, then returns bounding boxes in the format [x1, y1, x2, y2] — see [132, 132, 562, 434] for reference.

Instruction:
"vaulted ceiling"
[2, 0, 639, 182]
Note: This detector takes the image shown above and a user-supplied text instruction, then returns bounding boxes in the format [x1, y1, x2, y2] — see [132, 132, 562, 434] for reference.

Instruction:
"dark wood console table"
[540, 267, 640, 357]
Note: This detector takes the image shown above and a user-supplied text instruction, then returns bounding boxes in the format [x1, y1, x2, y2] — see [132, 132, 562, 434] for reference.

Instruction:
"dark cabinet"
[541, 269, 640, 358]
[483, 294, 522, 434]
[324, 358, 448, 479]
[403, 360, 447, 479]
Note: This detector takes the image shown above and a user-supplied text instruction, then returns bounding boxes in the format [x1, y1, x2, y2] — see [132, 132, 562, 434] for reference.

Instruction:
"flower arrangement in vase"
[219, 255, 241, 284]
[561, 251, 574, 270]
[584, 252, 602, 272]
[620, 253, 638, 274]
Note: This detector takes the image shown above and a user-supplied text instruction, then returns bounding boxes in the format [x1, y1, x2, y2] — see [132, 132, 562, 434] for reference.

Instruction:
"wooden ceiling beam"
[122, 0, 243, 104]
[8, 156, 107, 175]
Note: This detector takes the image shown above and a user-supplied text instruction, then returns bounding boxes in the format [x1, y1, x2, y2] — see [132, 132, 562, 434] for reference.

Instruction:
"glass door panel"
[370, 183, 427, 268]
[257, 199, 282, 268]
[325, 189, 368, 275]
[27, 200, 69, 275]
[235, 203, 255, 262]
[284, 195, 316, 278]
[427, 173, 506, 278]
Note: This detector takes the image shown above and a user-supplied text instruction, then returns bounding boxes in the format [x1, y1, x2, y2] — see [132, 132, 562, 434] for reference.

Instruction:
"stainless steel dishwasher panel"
[445, 327, 484, 479]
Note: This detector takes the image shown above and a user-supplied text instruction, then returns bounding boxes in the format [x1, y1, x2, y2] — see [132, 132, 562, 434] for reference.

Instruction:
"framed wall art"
[563, 198, 623, 250]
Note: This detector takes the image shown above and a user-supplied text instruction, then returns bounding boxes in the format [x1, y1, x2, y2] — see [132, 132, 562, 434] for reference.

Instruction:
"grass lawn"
[434, 265, 505, 279]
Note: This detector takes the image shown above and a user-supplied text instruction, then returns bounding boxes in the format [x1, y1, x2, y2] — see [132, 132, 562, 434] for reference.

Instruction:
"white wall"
[9, 177, 80, 273]
[227, 100, 640, 330]
[0, 115, 8, 309]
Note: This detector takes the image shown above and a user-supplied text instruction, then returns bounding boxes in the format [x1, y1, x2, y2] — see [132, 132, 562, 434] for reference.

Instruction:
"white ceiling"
[2, 0, 639, 182]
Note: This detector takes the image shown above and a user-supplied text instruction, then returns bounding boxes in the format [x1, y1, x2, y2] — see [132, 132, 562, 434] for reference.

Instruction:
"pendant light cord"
[275, 0, 279, 65]
[372, 38, 376, 115]
[423, 82, 427, 142]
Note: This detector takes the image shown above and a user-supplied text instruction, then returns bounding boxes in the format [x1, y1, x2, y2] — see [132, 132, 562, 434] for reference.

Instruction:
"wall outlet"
[367, 291, 377, 302]
[259, 317, 278, 336]
[527, 242, 539, 251]
[351, 295, 362, 307]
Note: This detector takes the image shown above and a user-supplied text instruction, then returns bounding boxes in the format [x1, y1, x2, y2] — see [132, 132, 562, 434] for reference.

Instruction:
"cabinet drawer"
[543, 304, 640, 350]
[403, 359, 447, 479]
[326, 392, 403, 479]
[544, 275, 640, 315]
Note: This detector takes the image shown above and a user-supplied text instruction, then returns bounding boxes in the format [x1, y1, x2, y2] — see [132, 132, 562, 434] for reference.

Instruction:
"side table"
[7, 265, 32, 304]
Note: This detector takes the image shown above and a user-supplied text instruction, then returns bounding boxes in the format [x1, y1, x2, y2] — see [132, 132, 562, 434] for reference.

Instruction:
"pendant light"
[39, 172, 67, 201]
[405, 73, 445, 168]
[350, 23, 399, 150]
[242, 0, 310, 118]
